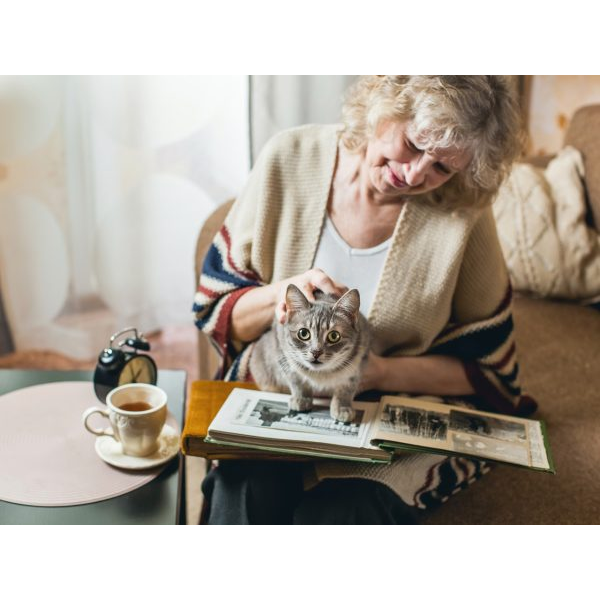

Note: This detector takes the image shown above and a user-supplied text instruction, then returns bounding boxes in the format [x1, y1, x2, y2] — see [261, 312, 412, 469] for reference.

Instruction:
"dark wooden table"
[0, 369, 187, 524]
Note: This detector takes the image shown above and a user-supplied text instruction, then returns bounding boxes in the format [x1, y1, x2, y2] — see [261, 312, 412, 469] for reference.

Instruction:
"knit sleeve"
[429, 207, 537, 416]
[192, 221, 262, 377]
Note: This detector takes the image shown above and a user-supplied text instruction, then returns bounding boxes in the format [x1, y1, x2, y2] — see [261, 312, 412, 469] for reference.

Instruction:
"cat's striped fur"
[250, 284, 370, 423]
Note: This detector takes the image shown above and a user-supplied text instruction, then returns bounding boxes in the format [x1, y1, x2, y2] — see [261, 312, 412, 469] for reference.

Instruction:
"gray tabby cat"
[249, 283, 370, 423]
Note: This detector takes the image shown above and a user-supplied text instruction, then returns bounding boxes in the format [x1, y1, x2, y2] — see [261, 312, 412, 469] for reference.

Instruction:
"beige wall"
[528, 75, 600, 156]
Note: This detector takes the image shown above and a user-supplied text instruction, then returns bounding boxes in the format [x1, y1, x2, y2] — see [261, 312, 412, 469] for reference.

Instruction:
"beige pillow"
[493, 146, 600, 303]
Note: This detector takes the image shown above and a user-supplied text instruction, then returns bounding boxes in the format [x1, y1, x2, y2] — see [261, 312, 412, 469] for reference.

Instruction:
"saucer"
[95, 424, 180, 470]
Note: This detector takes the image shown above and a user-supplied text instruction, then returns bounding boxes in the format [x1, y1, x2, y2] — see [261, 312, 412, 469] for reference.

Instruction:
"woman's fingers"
[277, 269, 349, 322]
[308, 269, 348, 297]
[276, 301, 287, 324]
[300, 284, 316, 303]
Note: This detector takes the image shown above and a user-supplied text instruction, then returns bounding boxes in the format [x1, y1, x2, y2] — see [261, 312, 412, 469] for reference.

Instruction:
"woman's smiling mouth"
[387, 165, 408, 188]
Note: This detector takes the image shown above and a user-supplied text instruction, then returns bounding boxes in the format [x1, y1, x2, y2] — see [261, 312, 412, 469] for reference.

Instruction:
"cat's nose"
[311, 349, 323, 359]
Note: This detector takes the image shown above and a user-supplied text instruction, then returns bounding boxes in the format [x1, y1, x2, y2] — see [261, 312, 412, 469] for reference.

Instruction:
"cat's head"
[279, 284, 362, 372]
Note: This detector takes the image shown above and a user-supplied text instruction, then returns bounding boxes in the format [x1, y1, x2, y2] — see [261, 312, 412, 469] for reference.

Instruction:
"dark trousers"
[201, 460, 420, 525]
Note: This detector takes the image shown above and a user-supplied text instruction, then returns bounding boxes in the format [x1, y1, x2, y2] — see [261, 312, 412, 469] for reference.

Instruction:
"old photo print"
[379, 404, 449, 441]
[449, 410, 527, 442]
[449, 409, 530, 466]
[241, 398, 363, 438]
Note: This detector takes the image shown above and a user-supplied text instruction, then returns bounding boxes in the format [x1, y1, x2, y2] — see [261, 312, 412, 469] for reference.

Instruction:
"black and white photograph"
[449, 410, 527, 442]
[241, 399, 363, 438]
[451, 432, 530, 466]
[379, 404, 449, 441]
[241, 399, 290, 427]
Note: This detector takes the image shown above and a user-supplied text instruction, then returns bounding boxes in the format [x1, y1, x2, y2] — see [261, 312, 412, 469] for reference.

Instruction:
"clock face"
[118, 355, 157, 386]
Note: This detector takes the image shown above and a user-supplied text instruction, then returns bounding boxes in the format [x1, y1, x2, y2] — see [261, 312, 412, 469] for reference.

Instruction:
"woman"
[193, 76, 536, 524]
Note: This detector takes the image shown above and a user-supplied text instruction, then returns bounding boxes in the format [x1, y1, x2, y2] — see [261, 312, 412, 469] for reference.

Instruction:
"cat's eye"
[327, 330, 341, 344]
[297, 328, 311, 341]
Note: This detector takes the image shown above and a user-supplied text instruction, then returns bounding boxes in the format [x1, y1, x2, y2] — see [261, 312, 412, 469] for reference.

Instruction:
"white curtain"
[0, 76, 249, 359]
[250, 75, 356, 162]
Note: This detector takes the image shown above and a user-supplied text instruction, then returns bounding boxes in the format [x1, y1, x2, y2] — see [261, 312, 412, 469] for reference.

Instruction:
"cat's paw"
[289, 395, 313, 413]
[330, 403, 355, 424]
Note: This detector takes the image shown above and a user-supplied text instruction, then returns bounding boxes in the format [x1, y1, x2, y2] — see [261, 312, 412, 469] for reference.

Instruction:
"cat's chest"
[295, 365, 355, 392]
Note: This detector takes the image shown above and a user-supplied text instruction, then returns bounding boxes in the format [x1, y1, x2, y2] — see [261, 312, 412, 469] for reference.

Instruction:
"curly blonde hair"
[341, 75, 524, 209]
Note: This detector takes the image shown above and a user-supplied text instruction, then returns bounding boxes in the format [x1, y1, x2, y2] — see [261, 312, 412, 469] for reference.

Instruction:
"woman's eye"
[435, 163, 451, 175]
[327, 330, 341, 344]
[406, 139, 420, 153]
[297, 328, 311, 341]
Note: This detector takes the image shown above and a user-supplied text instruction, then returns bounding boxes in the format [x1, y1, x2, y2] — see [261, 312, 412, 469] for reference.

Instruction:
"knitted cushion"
[493, 146, 600, 303]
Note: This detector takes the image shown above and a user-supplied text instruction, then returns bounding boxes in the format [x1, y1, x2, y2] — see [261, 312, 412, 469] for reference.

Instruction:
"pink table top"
[0, 381, 177, 507]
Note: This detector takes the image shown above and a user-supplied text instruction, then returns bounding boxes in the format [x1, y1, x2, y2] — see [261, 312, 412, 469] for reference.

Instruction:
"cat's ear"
[333, 289, 360, 325]
[285, 284, 311, 316]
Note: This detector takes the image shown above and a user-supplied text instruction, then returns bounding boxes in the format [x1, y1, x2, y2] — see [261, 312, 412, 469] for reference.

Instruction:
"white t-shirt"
[312, 217, 391, 316]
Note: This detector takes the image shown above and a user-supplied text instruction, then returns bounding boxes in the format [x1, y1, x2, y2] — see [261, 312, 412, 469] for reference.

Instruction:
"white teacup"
[83, 383, 168, 457]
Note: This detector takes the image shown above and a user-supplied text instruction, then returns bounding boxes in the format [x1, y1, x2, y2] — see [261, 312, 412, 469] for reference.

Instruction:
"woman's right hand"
[230, 268, 347, 342]
[275, 268, 348, 324]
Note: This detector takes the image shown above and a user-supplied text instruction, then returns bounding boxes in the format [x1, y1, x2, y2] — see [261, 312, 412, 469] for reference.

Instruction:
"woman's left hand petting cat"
[250, 281, 370, 424]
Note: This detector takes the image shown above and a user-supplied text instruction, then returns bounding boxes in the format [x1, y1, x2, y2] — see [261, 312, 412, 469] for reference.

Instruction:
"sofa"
[194, 106, 600, 524]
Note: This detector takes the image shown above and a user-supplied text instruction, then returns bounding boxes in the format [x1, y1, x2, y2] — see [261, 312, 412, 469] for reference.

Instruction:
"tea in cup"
[83, 383, 167, 457]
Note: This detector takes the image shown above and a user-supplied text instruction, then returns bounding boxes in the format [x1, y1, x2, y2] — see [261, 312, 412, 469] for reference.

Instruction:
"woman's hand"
[275, 268, 348, 324]
[358, 351, 385, 393]
[359, 353, 476, 396]
[230, 268, 346, 342]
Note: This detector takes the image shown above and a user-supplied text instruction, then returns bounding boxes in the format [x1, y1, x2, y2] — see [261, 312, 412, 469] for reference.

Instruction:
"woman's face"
[365, 120, 472, 199]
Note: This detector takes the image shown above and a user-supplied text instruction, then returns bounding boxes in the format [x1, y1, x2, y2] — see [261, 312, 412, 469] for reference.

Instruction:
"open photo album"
[183, 385, 554, 473]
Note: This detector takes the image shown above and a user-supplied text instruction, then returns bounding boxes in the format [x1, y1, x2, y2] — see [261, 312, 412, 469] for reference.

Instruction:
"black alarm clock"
[93, 327, 158, 403]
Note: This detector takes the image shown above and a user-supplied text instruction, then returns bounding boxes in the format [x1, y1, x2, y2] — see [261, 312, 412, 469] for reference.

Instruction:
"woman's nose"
[405, 159, 427, 187]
